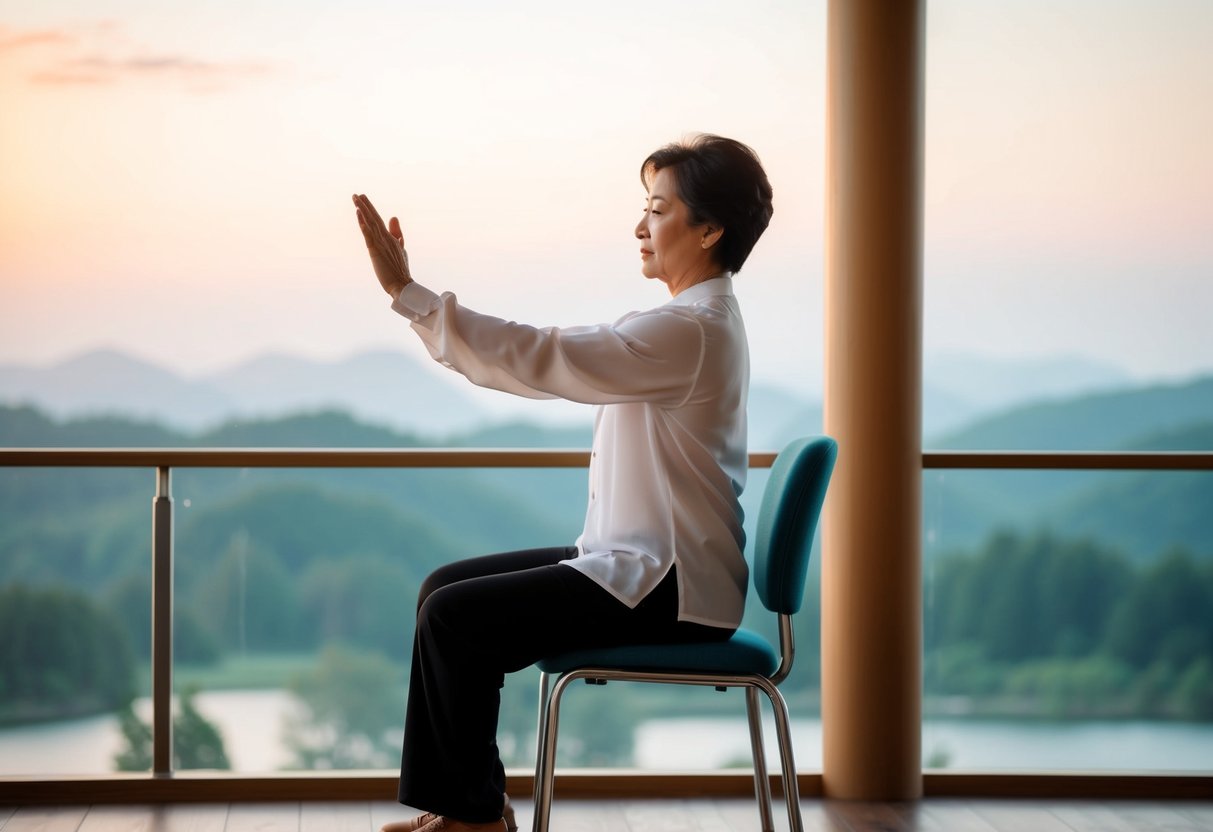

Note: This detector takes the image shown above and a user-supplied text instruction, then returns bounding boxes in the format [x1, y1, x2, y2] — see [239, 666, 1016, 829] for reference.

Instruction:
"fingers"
[356, 194, 388, 230]
[389, 216, 404, 246]
[352, 194, 390, 248]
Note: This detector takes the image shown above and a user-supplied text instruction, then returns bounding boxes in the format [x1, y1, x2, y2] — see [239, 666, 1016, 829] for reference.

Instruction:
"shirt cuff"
[390, 282, 442, 322]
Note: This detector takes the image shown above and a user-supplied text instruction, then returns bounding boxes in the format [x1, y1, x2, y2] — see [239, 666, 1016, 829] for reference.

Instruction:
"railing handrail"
[923, 450, 1213, 471]
[2, 448, 1212, 470]
[0, 448, 779, 468]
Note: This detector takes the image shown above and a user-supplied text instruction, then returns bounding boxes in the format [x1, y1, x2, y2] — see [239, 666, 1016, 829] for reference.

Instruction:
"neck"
[667, 268, 725, 297]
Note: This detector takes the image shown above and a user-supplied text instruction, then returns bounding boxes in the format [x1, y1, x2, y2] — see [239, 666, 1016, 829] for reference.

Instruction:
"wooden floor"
[3, 799, 1212, 832]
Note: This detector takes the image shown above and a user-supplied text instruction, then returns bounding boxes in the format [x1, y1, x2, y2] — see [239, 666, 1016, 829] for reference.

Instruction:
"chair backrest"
[752, 436, 838, 615]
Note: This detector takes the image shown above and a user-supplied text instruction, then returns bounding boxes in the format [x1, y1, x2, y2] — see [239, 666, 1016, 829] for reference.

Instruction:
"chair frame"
[531, 614, 804, 832]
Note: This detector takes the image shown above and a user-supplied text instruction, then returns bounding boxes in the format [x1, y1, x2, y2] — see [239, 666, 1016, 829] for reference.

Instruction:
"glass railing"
[0, 448, 780, 779]
[2, 448, 1209, 788]
[923, 451, 1213, 774]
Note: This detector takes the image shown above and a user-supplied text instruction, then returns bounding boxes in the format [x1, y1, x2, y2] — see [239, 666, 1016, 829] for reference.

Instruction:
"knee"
[417, 562, 464, 611]
[415, 583, 463, 640]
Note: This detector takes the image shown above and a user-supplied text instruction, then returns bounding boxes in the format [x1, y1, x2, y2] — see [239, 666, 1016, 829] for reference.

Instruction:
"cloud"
[30, 54, 274, 89]
[0, 26, 76, 51]
[2, 22, 275, 92]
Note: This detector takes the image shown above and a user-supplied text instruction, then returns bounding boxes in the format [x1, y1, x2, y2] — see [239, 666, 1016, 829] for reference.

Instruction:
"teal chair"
[530, 436, 838, 832]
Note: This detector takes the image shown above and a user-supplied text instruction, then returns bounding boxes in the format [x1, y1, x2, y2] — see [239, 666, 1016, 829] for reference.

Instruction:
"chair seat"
[535, 626, 779, 677]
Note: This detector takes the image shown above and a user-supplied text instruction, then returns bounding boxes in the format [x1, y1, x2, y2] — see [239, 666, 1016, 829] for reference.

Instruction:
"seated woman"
[352, 133, 774, 832]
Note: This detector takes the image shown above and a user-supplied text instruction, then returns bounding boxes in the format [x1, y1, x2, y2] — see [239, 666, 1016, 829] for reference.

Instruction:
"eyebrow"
[649, 194, 670, 204]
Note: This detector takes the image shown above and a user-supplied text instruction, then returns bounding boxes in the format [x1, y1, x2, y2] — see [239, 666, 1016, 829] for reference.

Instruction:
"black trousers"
[398, 546, 733, 823]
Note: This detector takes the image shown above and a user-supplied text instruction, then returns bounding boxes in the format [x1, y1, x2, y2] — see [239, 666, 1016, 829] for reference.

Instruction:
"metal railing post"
[152, 465, 174, 776]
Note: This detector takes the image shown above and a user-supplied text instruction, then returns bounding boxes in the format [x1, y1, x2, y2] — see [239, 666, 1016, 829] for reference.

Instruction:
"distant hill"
[1047, 421, 1213, 559]
[925, 352, 1131, 414]
[0, 349, 489, 437]
[1, 347, 1165, 447]
[933, 373, 1213, 451]
[203, 350, 488, 437]
[0, 351, 234, 429]
[922, 374, 1213, 555]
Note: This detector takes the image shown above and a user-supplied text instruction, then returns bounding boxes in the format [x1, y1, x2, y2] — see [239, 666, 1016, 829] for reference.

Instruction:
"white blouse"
[391, 276, 750, 629]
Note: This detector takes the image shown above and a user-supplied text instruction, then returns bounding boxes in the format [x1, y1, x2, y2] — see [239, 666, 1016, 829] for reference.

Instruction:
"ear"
[701, 225, 724, 250]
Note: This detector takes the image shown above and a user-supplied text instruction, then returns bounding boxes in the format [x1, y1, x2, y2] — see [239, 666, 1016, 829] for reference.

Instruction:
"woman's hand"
[353, 193, 412, 299]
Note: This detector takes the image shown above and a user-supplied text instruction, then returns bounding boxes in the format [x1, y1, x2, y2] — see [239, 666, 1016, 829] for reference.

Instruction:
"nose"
[635, 214, 648, 239]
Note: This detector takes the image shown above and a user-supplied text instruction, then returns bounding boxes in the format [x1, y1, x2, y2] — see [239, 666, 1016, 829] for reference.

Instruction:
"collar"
[666, 273, 735, 307]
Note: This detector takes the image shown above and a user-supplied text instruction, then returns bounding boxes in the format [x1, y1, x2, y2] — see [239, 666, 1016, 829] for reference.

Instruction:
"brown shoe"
[416, 817, 506, 832]
[380, 812, 438, 832]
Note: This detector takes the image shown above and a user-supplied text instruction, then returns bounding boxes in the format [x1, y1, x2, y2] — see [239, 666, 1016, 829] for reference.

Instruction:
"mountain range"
[0, 348, 1162, 447]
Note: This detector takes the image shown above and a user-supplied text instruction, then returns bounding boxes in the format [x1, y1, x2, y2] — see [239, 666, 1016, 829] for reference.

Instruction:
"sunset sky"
[2, 1, 1211, 403]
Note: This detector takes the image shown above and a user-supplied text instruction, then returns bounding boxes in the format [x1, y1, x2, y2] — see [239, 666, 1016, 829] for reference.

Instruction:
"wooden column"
[822, 0, 925, 800]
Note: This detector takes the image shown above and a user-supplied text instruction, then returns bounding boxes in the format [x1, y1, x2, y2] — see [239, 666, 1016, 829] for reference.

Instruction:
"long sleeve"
[392, 282, 706, 406]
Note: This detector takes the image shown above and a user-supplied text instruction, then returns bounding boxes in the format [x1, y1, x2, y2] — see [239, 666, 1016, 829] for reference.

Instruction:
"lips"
[640, 248, 654, 258]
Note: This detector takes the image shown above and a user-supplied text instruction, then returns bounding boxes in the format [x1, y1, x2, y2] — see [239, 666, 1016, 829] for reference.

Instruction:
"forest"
[1, 402, 1211, 770]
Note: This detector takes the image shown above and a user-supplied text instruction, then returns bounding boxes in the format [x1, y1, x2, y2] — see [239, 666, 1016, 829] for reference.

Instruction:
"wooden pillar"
[821, 0, 925, 800]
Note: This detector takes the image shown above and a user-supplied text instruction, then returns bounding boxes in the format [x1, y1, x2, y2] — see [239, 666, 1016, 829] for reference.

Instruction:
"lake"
[1, 689, 1210, 775]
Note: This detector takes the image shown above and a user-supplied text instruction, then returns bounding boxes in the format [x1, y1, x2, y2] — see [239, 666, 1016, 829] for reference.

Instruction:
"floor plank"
[916, 801, 1001, 832]
[369, 801, 409, 832]
[971, 802, 1079, 832]
[681, 800, 735, 832]
[1049, 802, 1150, 832]
[1106, 803, 1208, 832]
[3, 799, 1212, 832]
[829, 800, 906, 831]
[78, 805, 157, 832]
[713, 797, 828, 832]
[1176, 805, 1213, 830]
[549, 798, 630, 832]
[224, 804, 300, 832]
[2, 806, 90, 832]
[622, 799, 702, 832]
[81, 810, 169, 832]
[148, 804, 230, 832]
[826, 800, 919, 832]
[299, 802, 371, 832]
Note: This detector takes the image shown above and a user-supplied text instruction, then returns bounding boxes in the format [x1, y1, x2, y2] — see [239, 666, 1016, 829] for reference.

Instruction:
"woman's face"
[635, 167, 721, 293]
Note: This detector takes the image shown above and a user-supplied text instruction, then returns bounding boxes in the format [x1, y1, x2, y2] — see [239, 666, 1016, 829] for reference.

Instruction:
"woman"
[353, 134, 774, 832]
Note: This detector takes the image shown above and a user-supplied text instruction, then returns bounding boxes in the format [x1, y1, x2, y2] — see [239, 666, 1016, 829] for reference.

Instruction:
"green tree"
[175, 689, 231, 769]
[189, 534, 309, 652]
[1171, 657, 1213, 720]
[283, 645, 406, 769]
[113, 703, 152, 771]
[931, 530, 1133, 664]
[104, 573, 221, 665]
[496, 667, 638, 767]
[1104, 548, 1213, 669]
[298, 555, 418, 660]
[0, 584, 135, 722]
[113, 685, 231, 771]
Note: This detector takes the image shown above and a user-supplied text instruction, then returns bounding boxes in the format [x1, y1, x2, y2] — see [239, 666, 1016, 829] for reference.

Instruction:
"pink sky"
[1, 1, 1211, 391]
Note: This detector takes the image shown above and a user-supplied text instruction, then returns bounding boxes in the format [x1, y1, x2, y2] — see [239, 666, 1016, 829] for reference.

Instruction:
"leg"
[401, 559, 731, 824]
[415, 546, 579, 612]
[399, 547, 575, 824]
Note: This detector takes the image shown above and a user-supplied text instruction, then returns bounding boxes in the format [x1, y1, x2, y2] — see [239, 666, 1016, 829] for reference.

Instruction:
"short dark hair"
[641, 134, 774, 274]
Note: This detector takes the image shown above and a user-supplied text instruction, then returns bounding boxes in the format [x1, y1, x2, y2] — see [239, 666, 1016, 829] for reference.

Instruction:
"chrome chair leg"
[532, 672, 573, 832]
[532, 671, 551, 813]
[745, 685, 776, 832]
[762, 681, 803, 832]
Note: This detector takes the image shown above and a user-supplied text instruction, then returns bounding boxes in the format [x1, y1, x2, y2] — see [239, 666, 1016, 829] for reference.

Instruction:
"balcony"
[1, 447, 1210, 808]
